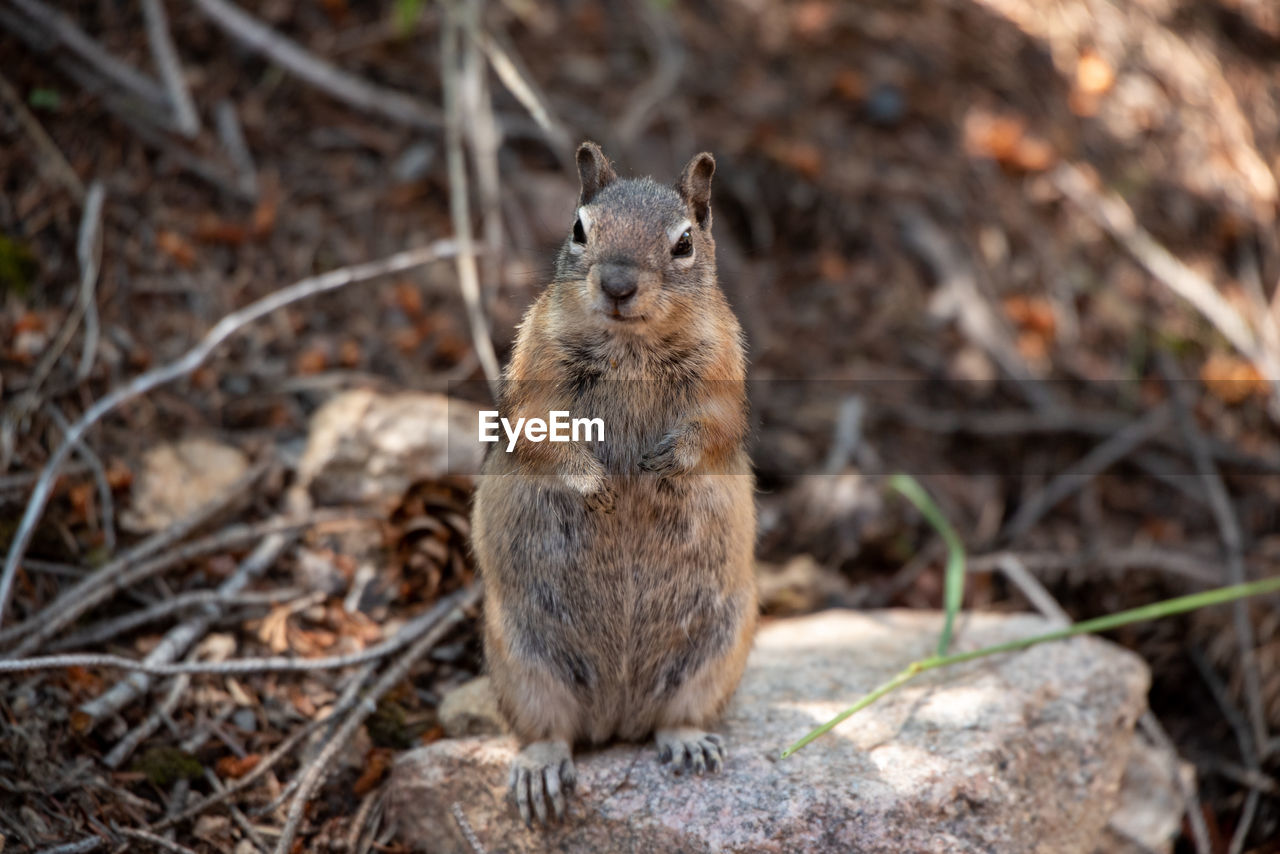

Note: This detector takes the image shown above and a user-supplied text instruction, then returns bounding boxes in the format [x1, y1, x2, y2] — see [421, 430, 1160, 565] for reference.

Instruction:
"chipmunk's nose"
[598, 263, 639, 301]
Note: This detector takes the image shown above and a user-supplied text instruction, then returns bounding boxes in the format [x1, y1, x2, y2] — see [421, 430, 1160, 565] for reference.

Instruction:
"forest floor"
[2, 0, 1280, 851]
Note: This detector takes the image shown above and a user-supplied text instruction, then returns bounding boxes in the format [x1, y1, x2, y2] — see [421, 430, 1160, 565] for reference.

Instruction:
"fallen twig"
[77, 533, 291, 730]
[74, 181, 106, 381]
[1053, 163, 1280, 421]
[0, 239, 459, 628]
[2, 583, 480, 676]
[441, 2, 501, 396]
[103, 672, 191, 769]
[968, 547, 1220, 585]
[272, 584, 481, 854]
[1, 461, 272, 652]
[475, 28, 571, 152]
[53, 588, 301, 653]
[140, 0, 200, 137]
[34, 838, 104, 854]
[47, 405, 116, 556]
[114, 827, 198, 854]
[214, 99, 258, 198]
[191, 0, 441, 130]
[1002, 404, 1172, 541]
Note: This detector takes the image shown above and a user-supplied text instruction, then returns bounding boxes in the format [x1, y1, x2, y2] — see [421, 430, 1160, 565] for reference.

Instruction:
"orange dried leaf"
[1075, 51, 1114, 97]
[1002, 295, 1057, 339]
[353, 748, 392, 796]
[1200, 353, 1265, 404]
[65, 665, 104, 696]
[766, 140, 823, 180]
[294, 347, 328, 375]
[216, 753, 262, 780]
[68, 481, 95, 522]
[194, 218, 249, 245]
[393, 281, 424, 317]
[156, 230, 197, 269]
[105, 459, 134, 491]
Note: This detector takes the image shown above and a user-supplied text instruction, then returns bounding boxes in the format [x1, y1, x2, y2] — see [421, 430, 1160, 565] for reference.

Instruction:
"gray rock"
[438, 676, 505, 738]
[294, 389, 484, 508]
[388, 609, 1157, 853]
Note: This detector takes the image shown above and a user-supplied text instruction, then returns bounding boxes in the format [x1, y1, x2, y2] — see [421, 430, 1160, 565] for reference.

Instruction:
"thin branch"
[441, 2, 501, 396]
[34, 839, 104, 854]
[47, 404, 115, 556]
[191, 0, 441, 130]
[6, 0, 170, 111]
[475, 29, 571, 152]
[0, 239, 459, 628]
[1002, 404, 1171, 541]
[76, 533, 290, 729]
[75, 180, 106, 380]
[114, 827, 197, 854]
[2, 584, 479, 676]
[1053, 163, 1280, 421]
[272, 584, 481, 854]
[1162, 355, 1269, 761]
[990, 553, 1070, 626]
[103, 673, 190, 769]
[1, 461, 271, 652]
[968, 547, 1220, 585]
[214, 99, 258, 199]
[140, 0, 200, 137]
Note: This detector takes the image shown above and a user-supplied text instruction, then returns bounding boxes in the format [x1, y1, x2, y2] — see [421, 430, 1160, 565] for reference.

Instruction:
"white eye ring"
[666, 218, 692, 244]
[569, 207, 592, 255]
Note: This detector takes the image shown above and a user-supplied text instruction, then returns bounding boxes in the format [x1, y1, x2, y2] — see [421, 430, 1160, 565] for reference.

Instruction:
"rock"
[387, 610, 1156, 854]
[294, 389, 484, 508]
[1096, 735, 1193, 854]
[438, 676, 505, 738]
[121, 437, 249, 533]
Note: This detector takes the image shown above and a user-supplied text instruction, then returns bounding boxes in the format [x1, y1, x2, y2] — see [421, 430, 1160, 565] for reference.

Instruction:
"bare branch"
[441, 2, 501, 396]
[0, 240, 459, 628]
[75, 181, 106, 381]
[76, 533, 290, 730]
[214, 99, 258, 198]
[272, 584, 481, 854]
[475, 29, 571, 152]
[191, 0, 441, 130]
[141, 0, 200, 137]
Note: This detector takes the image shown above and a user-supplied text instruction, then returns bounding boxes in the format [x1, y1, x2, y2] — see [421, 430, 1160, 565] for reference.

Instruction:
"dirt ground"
[2, 0, 1279, 851]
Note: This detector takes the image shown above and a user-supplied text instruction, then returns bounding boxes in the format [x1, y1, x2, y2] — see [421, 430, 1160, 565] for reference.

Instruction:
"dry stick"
[104, 672, 190, 768]
[272, 584, 481, 854]
[214, 99, 258, 199]
[344, 789, 382, 853]
[191, 0, 441, 130]
[75, 181, 106, 381]
[475, 29, 571, 152]
[1052, 164, 1280, 421]
[968, 547, 1220, 585]
[1162, 358, 1268, 854]
[1190, 649, 1263, 854]
[460, 0, 504, 316]
[2, 585, 478, 676]
[1002, 404, 1172, 542]
[114, 827, 198, 854]
[6, 0, 169, 110]
[0, 461, 270, 651]
[0, 239, 459, 629]
[202, 769, 270, 854]
[989, 553, 1070, 626]
[441, 3, 501, 397]
[140, 0, 199, 138]
[0, 71, 85, 200]
[897, 206, 1058, 413]
[34, 839, 104, 854]
[77, 533, 290, 730]
[53, 588, 300, 652]
[46, 405, 116, 556]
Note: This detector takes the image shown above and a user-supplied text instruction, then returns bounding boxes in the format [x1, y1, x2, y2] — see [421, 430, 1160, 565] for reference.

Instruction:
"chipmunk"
[471, 142, 757, 826]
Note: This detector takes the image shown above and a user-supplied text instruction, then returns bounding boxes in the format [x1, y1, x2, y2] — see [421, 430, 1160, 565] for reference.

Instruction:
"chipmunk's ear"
[677, 152, 715, 229]
[576, 141, 617, 206]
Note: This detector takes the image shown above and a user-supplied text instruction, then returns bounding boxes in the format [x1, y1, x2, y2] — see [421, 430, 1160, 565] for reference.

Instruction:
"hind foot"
[508, 739, 576, 827]
[655, 727, 725, 776]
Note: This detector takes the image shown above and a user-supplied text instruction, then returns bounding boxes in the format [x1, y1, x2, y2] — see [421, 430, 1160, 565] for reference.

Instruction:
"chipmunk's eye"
[672, 229, 693, 258]
[572, 217, 587, 245]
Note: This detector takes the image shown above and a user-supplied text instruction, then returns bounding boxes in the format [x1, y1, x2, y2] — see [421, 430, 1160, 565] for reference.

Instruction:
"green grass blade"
[781, 575, 1280, 758]
[888, 474, 966, 656]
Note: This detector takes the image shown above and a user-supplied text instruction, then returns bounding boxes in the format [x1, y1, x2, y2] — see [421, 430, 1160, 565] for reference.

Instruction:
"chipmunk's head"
[553, 142, 717, 329]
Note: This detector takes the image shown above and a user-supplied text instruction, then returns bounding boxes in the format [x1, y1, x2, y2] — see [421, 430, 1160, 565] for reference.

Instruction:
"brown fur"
[472, 143, 757, 762]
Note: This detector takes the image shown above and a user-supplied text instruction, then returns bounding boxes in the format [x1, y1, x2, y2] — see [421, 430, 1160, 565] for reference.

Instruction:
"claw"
[655, 728, 728, 778]
[508, 740, 575, 827]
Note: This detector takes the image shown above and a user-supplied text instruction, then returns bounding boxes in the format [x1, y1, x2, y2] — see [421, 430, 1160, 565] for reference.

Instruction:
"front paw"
[583, 482, 615, 514]
[509, 740, 576, 826]
[639, 436, 682, 477]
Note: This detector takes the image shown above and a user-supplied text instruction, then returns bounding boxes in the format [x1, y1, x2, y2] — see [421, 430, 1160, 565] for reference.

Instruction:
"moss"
[134, 746, 204, 787]
[0, 234, 38, 298]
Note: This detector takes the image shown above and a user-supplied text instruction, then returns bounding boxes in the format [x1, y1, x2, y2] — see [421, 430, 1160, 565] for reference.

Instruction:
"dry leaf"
[1200, 353, 1265, 404]
[294, 346, 329, 375]
[215, 753, 261, 780]
[156, 230, 197, 269]
[1002, 295, 1057, 339]
[352, 748, 393, 796]
[963, 110, 1057, 172]
[1075, 51, 1115, 96]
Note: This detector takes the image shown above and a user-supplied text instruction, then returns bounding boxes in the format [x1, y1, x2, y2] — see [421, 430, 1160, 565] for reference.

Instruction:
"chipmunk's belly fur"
[475, 463, 756, 745]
